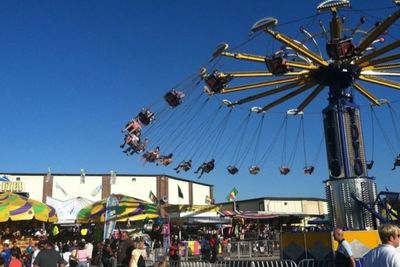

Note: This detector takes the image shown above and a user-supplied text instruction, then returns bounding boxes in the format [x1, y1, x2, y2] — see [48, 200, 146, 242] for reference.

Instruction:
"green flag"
[226, 187, 238, 202]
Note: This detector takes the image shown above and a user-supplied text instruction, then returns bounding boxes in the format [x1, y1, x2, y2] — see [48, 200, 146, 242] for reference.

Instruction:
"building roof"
[0, 172, 214, 187]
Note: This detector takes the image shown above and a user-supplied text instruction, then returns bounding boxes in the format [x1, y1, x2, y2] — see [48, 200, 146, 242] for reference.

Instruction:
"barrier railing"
[169, 260, 297, 267]
[215, 259, 297, 267]
[298, 259, 334, 267]
[177, 240, 280, 260]
[298, 259, 363, 267]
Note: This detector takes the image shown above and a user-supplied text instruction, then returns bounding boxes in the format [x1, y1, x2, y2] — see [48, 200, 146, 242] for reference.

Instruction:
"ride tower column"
[321, 4, 377, 230]
[323, 88, 377, 230]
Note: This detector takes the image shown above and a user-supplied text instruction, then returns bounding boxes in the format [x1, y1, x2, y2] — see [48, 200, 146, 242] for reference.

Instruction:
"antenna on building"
[80, 169, 86, 184]
[110, 170, 117, 185]
[45, 167, 51, 183]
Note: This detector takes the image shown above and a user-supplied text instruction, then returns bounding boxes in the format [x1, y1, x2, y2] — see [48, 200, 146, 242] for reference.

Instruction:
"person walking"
[129, 238, 146, 267]
[33, 241, 66, 267]
[9, 250, 22, 267]
[362, 224, 400, 267]
[74, 241, 90, 267]
[117, 231, 133, 267]
[333, 228, 356, 267]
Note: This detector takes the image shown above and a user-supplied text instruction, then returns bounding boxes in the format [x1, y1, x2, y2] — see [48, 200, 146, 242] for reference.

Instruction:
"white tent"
[46, 196, 93, 224]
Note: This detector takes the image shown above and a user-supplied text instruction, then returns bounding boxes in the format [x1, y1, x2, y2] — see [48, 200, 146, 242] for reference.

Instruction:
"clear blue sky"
[1, 0, 399, 202]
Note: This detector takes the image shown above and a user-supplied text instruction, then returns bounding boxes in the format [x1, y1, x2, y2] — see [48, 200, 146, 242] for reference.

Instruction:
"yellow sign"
[0, 182, 24, 192]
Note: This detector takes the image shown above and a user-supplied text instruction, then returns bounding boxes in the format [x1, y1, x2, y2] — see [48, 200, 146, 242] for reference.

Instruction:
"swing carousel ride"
[121, 0, 400, 230]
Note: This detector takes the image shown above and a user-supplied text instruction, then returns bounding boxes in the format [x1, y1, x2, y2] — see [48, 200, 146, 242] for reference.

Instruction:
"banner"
[149, 190, 158, 204]
[178, 185, 184, 199]
[103, 194, 119, 240]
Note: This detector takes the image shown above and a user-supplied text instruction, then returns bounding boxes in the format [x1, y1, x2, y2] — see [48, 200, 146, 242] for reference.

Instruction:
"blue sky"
[0, 0, 399, 202]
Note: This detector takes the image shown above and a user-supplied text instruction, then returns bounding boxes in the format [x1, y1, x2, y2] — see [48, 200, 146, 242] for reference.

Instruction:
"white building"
[220, 196, 327, 216]
[0, 173, 214, 223]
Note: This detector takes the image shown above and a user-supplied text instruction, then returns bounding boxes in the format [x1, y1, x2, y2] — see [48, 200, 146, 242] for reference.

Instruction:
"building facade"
[0, 173, 214, 206]
[220, 197, 328, 217]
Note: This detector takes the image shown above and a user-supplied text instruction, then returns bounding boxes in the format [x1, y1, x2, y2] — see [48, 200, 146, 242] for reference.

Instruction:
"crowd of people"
[0, 222, 399, 267]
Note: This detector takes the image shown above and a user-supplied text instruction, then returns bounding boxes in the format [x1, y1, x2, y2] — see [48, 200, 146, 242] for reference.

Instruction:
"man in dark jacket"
[117, 231, 133, 267]
[33, 241, 66, 267]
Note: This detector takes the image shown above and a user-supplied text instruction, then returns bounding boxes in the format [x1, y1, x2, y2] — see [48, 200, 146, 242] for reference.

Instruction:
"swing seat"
[181, 165, 191, 171]
[181, 161, 192, 171]
[327, 38, 355, 60]
[144, 151, 159, 162]
[160, 158, 173, 166]
[265, 56, 292, 75]
[127, 119, 142, 134]
[249, 166, 260, 175]
[304, 166, 315, 175]
[366, 160, 374, 170]
[205, 71, 231, 93]
[227, 165, 239, 175]
[138, 109, 155, 125]
[164, 90, 185, 107]
[204, 164, 215, 173]
[132, 143, 145, 153]
[159, 154, 173, 166]
[279, 167, 290, 175]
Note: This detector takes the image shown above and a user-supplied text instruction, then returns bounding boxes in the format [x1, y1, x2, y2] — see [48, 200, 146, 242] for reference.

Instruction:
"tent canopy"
[77, 194, 158, 223]
[0, 192, 57, 223]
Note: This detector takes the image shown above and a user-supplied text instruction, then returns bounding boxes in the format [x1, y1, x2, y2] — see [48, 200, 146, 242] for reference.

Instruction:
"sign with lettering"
[0, 176, 24, 192]
[0, 182, 24, 192]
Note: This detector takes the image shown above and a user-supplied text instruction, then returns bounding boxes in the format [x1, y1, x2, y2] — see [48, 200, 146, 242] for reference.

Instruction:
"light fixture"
[80, 169, 86, 184]
[45, 167, 51, 183]
[110, 170, 117, 185]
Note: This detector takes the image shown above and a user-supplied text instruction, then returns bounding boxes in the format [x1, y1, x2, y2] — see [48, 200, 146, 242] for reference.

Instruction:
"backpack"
[137, 255, 146, 267]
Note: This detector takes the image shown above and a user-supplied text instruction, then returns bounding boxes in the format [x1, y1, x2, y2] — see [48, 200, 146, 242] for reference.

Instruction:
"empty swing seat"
[227, 165, 239, 175]
[279, 167, 290, 175]
[249, 166, 260, 175]
[304, 166, 315, 175]
[366, 160, 374, 170]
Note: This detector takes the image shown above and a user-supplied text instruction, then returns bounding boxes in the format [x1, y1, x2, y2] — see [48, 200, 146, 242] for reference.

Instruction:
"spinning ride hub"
[196, 0, 400, 229]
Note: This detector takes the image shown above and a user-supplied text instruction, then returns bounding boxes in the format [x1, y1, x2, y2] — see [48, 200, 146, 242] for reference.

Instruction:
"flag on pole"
[178, 185, 184, 199]
[226, 187, 238, 202]
[149, 190, 158, 204]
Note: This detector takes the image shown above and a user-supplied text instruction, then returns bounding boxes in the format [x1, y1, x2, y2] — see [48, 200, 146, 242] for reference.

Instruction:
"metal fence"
[174, 240, 280, 261]
[297, 259, 335, 267]
[229, 240, 279, 259]
[171, 260, 297, 267]
[166, 259, 365, 267]
[296, 259, 364, 267]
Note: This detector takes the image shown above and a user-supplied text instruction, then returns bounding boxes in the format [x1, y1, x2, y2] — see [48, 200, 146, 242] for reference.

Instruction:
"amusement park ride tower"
[202, 0, 400, 230]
